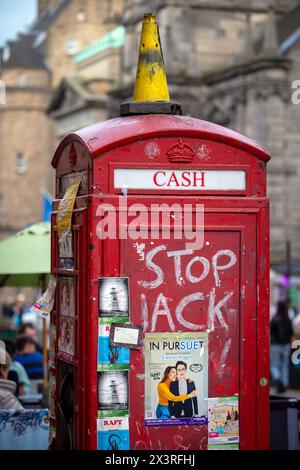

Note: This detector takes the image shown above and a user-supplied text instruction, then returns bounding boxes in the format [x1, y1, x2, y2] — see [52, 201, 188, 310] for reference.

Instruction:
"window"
[16, 153, 27, 174]
[65, 39, 78, 56]
[77, 9, 86, 23]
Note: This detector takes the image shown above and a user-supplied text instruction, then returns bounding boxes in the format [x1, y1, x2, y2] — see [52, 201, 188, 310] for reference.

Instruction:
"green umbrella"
[0, 222, 50, 287]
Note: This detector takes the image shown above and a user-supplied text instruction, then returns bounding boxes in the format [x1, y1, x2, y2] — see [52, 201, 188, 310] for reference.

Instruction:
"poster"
[49, 324, 56, 369]
[98, 324, 129, 368]
[98, 370, 129, 413]
[99, 278, 129, 318]
[97, 417, 129, 450]
[60, 277, 75, 316]
[58, 317, 75, 359]
[49, 374, 56, 419]
[59, 232, 74, 269]
[144, 332, 208, 427]
[61, 171, 88, 194]
[208, 396, 239, 444]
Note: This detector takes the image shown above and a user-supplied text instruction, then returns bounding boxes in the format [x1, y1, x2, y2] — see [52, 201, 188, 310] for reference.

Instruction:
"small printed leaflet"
[97, 417, 129, 450]
[30, 276, 57, 318]
[99, 277, 129, 318]
[98, 324, 130, 368]
[208, 396, 239, 445]
[144, 332, 208, 427]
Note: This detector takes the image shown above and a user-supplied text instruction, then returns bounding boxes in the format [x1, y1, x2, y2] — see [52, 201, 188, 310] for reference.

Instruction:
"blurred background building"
[0, 0, 300, 305]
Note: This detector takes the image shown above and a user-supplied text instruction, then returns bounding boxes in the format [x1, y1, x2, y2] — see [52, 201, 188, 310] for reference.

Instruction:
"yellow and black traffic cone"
[120, 13, 182, 116]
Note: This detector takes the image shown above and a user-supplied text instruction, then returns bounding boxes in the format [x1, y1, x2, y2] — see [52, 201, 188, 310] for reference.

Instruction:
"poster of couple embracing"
[144, 332, 208, 427]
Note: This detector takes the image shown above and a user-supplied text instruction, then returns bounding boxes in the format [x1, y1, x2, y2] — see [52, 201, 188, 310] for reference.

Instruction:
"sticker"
[97, 417, 129, 450]
[144, 332, 208, 427]
[110, 323, 143, 349]
[60, 277, 75, 316]
[58, 317, 75, 360]
[99, 278, 129, 318]
[57, 179, 80, 242]
[49, 324, 56, 369]
[29, 276, 57, 318]
[98, 316, 129, 326]
[208, 396, 239, 444]
[98, 370, 129, 413]
[98, 324, 129, 368]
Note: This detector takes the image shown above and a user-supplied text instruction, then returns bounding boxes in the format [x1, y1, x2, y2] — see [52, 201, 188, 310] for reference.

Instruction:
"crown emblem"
[167, 139, 194, 163]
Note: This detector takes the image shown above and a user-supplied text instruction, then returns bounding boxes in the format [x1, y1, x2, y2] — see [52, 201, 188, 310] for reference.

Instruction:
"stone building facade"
[0, 0, 123, 240]
[114, 0, 300, 268]
[0, 0, 300, 272]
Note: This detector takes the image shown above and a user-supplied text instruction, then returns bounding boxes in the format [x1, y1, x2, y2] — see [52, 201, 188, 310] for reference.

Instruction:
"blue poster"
[97, 417, 129, 450]
[98, 324, 129, 366]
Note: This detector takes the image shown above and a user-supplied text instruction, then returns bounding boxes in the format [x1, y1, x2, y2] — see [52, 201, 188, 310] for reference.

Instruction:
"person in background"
[270, 300, 294, 393]
[286, 298, 297, 321]
[18, 323, 42, 353]
[14, 337, 43, 380]
[0, 352, 24, 410]
[4, 340, 32, 396]
[10, 301, 25, 329]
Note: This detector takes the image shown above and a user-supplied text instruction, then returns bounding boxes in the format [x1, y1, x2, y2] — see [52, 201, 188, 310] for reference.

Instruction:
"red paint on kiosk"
[51, 113, 270, 450]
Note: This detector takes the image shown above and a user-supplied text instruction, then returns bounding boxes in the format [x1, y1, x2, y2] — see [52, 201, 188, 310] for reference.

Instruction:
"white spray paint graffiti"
[175, 292, 205, 330]
[151, 293, 175, 332]
[167, 249, 193, 286]
[219, 338, 232, 377]
[138, 245, 166, 289]
[133, 242, 146, 261]
[212, 250, 237, 287]
[138, 244, 237, 332]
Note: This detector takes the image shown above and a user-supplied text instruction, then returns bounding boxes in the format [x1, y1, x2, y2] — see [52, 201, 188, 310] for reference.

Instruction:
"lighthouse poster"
[98, 278, 129, 318]
[98, 370, 129, 416]
[144, 332, 208, 427]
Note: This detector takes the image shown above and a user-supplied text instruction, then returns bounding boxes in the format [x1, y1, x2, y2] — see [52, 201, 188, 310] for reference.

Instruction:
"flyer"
[29, 276, 57, 318]
[58, 317, 75, 360]
[49, 324, 56, 369]
[144, 332, 208, 427]
[98, 324, 130, 369]
[208, 396, 239, 444]
[49, 374, 56, 419]
[97, 417, 129, 450]
[60, 277, 75, 316]
[98, 370, 129, 413]
[57, 179, 80, 242]
[99, 277, 129, 318]
[59, 232, 74, 269]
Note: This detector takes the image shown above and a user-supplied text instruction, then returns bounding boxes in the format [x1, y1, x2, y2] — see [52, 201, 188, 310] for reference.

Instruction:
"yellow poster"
[57, 179, 80, 241]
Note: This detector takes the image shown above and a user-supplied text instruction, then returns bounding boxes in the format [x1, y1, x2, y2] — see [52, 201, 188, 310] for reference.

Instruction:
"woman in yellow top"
[156, 366, 197, 419]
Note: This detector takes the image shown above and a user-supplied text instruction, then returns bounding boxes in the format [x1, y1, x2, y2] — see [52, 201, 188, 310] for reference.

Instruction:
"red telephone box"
[50, 112, 270, 450]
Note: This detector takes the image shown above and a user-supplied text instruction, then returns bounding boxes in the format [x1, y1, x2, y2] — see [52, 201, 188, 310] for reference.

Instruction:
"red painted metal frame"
[52, 115, 270, 166]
